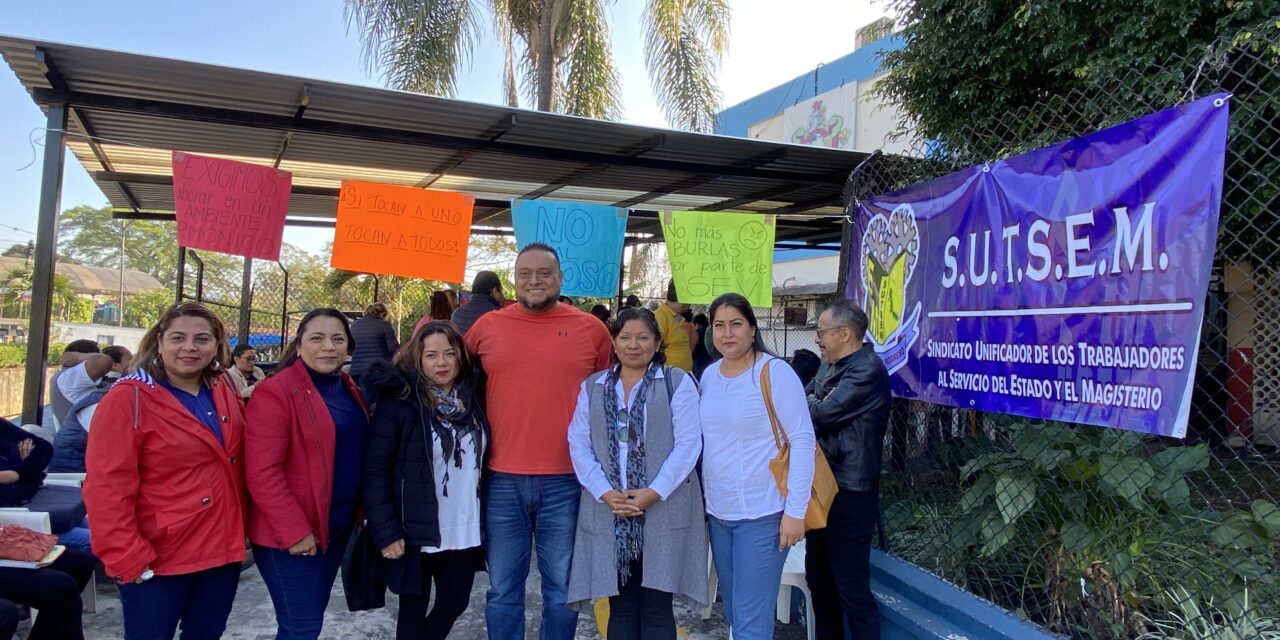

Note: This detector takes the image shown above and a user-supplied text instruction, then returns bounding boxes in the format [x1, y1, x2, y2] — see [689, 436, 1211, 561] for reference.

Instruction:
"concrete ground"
[72, 561, 807, 639]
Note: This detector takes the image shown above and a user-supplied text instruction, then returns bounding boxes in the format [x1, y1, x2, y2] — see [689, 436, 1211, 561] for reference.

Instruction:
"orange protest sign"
[331, 180, 475, 283]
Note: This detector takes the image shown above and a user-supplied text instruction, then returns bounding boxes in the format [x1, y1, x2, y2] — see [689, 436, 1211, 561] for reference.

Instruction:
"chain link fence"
[845, 19, 1280, 639]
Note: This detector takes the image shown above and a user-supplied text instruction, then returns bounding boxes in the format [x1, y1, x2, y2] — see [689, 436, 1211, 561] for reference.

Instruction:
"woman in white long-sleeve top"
[699, 292, 816, 640]
[566, 306, 706, 640]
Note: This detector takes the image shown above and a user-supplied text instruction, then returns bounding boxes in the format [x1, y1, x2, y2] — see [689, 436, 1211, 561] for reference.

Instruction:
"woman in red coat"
[84, 302, 247, 640]
[245, 308, 370, 640]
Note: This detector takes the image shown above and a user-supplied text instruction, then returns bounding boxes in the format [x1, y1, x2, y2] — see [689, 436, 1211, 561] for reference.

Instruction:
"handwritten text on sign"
[661, 210, 776, 307]
[171, 152, 293, 261]
[511, 199, 628, 298]
[331, 180, 475, 283]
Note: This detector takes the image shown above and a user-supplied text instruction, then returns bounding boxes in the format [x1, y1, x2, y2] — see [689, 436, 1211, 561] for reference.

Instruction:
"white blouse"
[422, 427, 482, 553]
[567, 368, 702, 500]
[699, 355, 816, 521]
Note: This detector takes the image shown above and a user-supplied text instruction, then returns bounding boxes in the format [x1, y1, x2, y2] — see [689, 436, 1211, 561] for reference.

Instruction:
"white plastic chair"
[776, 540, 815, 640]
[0, 491, 96, 613]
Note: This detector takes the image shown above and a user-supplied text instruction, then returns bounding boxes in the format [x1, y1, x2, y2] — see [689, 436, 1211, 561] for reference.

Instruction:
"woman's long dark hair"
[611, 307, 666, 367]
[708, 292, 774, 357]
[428, 290, 454, 320]
[277, 308, 356, 371]
[392, 321, 477, 409]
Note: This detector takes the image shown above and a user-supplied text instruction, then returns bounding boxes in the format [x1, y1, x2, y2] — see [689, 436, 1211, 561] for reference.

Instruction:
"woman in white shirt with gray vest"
[567, 306, 706, 639]
[700, 292, 816, 640]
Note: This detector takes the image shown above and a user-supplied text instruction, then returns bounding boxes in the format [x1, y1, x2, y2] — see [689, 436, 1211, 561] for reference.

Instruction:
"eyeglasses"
[815, 325, 853, 338]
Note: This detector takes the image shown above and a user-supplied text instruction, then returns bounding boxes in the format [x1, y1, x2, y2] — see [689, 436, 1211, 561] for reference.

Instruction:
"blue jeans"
[709, 512, 788, 640]
[485, 472, 580, 640]
[253, 519, 355, 640]
[117, 562, 241, 640]
[58, 516, 92, 554]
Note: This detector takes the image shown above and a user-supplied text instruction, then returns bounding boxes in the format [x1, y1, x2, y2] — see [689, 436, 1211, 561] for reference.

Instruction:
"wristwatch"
[139, 568, 155, 582]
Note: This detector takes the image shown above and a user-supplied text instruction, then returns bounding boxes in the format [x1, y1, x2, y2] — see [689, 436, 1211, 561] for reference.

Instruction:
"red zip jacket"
[83, 370, 247, 583]
[244, 360, 368, 551]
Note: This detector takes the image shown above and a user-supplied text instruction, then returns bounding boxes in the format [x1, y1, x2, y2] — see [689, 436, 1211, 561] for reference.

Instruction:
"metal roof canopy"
[2, 35, 865, 424]
[0, 35, 864, 246]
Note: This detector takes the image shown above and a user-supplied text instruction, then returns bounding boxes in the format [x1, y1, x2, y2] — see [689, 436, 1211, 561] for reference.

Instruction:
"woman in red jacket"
[84, 302, 247, 640]
[245, 308, 370, 640]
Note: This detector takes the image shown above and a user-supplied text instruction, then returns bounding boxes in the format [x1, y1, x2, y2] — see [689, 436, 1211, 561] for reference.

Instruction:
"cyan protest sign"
[511, 199, 628, 297]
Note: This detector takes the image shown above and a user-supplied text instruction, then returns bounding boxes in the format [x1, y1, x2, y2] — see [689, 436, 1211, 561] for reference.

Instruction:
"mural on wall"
[783, 83, 858, 150]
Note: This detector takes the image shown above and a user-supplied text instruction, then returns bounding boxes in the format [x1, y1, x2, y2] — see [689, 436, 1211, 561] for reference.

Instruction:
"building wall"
[774, 254, 842, 288]
[715, 33, 905, 140]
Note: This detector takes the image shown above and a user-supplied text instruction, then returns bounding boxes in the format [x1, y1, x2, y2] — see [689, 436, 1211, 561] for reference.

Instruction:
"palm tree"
[344, 0, 730, 132]
[1, 266, 89, 322]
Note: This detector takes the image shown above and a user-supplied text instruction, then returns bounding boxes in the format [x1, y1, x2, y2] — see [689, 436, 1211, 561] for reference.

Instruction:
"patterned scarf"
[425, 383, 480, 498]
[601, 362, 659, 583]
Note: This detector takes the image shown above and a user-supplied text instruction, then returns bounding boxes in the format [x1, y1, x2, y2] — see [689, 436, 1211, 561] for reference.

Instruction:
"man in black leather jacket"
[804, 298, 890, 640]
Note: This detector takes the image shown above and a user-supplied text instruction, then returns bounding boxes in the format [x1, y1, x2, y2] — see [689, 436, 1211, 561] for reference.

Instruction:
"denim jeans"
[484, 472, 580, 640]
[708, 512, 788, 640]
[57, 516, 92, 553]
[117, 562, 241, 640]
[806, 490, 881, 640]
[253, 519, 355, 640]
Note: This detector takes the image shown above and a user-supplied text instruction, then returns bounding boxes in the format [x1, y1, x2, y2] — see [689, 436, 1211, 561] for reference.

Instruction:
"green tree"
[1, 243, 31, 259]
[344, 0, 730, 131]
[876, 1, 1280, 258]
[123, 288, 176, 328]
[878, 1, 1267, 146]
[58, 206, 183, 288]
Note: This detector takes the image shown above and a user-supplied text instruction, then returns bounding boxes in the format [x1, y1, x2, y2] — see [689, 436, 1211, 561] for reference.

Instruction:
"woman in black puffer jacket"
[362, 321, 489, 640]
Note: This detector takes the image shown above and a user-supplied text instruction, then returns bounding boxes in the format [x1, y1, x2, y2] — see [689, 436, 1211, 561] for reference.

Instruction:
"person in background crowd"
[699, 293, 816, 640]
[805, 300, 891, 640]
[246, 308, 369, 640]
[349, 302, 400, 397]
[623, 295, 642, 309]
[558, 295, 575, 306]
[363, 321, 489, 639]
[226, 344, 267, 400]
[790, 348, 821, 390]
[50, 344, 130, 474]
[0, 545, 96, 640]
[465, 243, 612, 640]
[691, 313, 711, 379]
[415, 290, 459, 336]
[84, 302, 248, 640]
[51, 339, 109, 425]
[0, 417, 51, 507]
[102, 345, 132, 382]
[451, 270, 506, 334]
[566, 307, 706, 639]
[654, 281, 693, 372]
[589, 304, 612, 328]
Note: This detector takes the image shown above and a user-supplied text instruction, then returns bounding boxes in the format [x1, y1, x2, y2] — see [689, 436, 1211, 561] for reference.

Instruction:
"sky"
[0, 0, 887, 254]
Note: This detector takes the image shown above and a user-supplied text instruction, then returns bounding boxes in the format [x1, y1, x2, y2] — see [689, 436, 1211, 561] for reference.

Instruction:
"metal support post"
[21, 105, 68, 426]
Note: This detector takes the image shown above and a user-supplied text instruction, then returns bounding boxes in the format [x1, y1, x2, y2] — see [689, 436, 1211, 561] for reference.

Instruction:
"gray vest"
[566, 367, 708, 609]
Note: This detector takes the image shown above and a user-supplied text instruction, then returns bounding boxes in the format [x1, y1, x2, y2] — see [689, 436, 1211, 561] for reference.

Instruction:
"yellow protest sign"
[661, 210, 775, 307]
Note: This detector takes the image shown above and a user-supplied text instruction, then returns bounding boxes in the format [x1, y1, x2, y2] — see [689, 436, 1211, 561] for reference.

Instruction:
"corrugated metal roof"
[0, 35, 862, 244]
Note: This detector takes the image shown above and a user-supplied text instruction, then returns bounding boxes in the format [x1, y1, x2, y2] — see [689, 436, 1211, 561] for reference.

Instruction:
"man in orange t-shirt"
[465, 242, 611, 639]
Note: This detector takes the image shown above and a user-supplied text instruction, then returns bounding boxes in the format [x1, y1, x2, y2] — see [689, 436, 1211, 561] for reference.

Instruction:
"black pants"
[805, 490, 880, 640]
[608, 559, 675, 640]
[0, 547, 95, 640]
[396, 548, 478, 640]
[0, 599, 18, 640]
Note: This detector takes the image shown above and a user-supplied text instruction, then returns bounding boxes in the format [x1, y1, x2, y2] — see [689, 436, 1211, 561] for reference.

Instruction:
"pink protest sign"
[172, 152, 293, 261]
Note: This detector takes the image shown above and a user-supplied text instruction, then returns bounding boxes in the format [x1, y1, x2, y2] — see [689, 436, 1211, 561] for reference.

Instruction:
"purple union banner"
[845, 94, 1230, 438]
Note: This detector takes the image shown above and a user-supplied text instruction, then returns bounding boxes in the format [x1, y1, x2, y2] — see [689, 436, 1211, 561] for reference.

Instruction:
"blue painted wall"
[715, 34, 905, 138]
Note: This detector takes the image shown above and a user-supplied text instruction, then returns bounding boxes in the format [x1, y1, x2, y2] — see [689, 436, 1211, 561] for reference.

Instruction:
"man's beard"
[518, 294, 557, 312]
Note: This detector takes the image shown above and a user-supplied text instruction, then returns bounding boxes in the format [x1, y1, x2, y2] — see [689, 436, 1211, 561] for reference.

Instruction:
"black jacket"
[806, 347, 891, 492]
[0, 417, 52, 506]
[361, 362, 489, 592]
[450, 293, 501, 335]
[348, 316, 399, 377]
